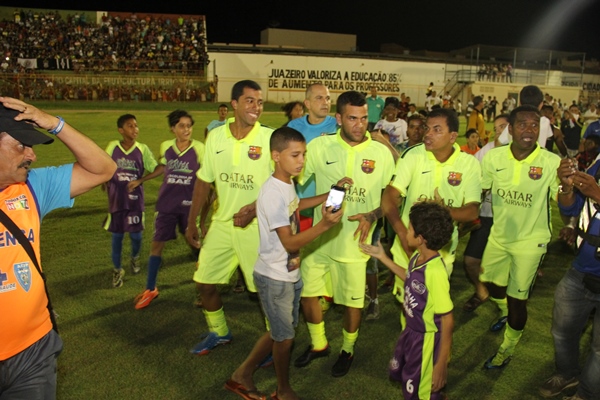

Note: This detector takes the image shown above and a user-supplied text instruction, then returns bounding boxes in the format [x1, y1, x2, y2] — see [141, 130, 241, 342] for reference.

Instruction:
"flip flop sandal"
[224, 379, 266, 400]
[462, 293, 488, 312]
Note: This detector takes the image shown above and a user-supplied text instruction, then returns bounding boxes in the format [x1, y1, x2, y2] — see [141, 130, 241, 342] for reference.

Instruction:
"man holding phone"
[294, 91, 395, 377]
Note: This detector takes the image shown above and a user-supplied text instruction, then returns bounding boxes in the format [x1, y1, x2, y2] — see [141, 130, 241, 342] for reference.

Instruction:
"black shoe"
[294, 345, 330, 368]
[490, 316, 508, 332]
[331, 350, 354, 377]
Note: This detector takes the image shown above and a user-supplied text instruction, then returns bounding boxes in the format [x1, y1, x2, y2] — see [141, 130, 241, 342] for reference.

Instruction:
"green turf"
[24, 102, 588, 400]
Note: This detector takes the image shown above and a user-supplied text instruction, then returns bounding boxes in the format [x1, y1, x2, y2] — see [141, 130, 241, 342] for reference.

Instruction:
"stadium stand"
[0, 8, 212, 102]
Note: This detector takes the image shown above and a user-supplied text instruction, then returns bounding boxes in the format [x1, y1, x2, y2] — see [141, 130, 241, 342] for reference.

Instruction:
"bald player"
[288, 83, 338, 200]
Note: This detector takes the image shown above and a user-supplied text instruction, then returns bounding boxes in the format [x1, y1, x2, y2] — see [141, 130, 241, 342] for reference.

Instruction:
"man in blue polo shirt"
[366, 86, 385, 132]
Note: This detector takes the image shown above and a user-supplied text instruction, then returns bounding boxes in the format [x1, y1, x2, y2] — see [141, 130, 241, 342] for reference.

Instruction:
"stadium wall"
[208, 51, 595, 105]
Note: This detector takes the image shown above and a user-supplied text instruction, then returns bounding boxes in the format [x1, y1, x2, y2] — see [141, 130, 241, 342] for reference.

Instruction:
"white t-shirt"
[583, 109, 598, 125]
[254, 175, 301, 282]
[497, 115, 553, 147]
[425, 95, 441, 111]
[374, 118, 408, 146]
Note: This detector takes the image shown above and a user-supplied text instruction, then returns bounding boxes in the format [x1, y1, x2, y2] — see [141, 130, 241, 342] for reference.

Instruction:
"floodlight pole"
[548, 51, 552, 86]
[581, 53, 586, 87]
[513, 49, 517, 83]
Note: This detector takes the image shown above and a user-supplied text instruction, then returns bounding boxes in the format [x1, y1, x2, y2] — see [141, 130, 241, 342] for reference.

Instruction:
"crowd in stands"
[0, 72, 216, 102]
[0, 9, 215, 102]
[0, 9, 208, 74]
[477, 63, 513, 82]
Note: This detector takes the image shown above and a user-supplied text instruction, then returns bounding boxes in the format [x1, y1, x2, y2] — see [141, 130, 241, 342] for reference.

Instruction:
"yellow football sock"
[499, 324, 523, 355]
[203, 307, 229, 337]
[490, 297, 508, 317]
[307, 321, 328, 351]
[341, 329, 359, 355]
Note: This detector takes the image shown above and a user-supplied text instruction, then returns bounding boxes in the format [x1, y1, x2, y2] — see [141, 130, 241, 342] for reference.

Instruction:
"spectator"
[461, 128, 481, 155]
[0, 96, 116, 399]
[366, 86, 385, 131]
[561, 105, 585, 158]
[373, 97, 408, 151]
[281, 101, 304, 126]
[204, 103, 229, 138]
[539, 157, 600, 400]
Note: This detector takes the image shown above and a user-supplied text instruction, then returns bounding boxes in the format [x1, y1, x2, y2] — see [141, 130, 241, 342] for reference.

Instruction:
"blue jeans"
[254, 271, 303, 342]
[552, 267, 600, 399]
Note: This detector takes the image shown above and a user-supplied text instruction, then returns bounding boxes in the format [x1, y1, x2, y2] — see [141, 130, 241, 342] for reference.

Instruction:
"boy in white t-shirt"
[374, 100, 408, 150]
[226, 127, 349, 400]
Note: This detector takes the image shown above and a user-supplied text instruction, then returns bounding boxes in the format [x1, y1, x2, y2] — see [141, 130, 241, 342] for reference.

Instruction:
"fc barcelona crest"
[14, 262, 31, 292]
[361, 159, 375, 174]
[529, 166, 543, 180]
[248, 146, 262, 160]
[447, 171, 462, 186]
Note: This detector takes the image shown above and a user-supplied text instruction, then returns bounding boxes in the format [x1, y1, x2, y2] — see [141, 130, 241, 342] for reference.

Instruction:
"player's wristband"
[48, 116, 65, 135]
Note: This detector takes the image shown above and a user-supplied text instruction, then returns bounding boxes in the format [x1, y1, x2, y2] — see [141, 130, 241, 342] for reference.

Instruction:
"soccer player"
[293, 91, 395, 377]
[360, 201, 454, 400]
[480, 105, 561, 369]
[204, 103, 229, 138]
[226, 127, 347, 400]
[381, 108, 481, 303]
[462, 114, 509, 312]
[496, 85, 554, 148]
[104, 114, 159, 288]
[134, 109, 205, 309]
[185, 80, 274, 355]
[288, 83, 338, 200]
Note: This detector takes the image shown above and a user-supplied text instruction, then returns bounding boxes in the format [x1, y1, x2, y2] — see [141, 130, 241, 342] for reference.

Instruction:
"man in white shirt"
[425, 90, 441, 112]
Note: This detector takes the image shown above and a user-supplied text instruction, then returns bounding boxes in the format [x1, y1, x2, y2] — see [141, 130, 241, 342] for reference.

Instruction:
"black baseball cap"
[0, 106, 54, 146]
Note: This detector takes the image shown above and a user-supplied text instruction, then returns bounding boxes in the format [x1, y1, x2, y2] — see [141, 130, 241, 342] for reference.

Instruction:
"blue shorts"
[152, 211, 189, 242]
[104, 210, 144, 233]
[253, 271, 303, 342]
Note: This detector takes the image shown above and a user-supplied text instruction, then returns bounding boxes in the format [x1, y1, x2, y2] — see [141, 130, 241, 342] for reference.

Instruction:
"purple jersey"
[156, 140, 204, 214]
[106, 142, 148, 213]
[403, 253, 452, 333]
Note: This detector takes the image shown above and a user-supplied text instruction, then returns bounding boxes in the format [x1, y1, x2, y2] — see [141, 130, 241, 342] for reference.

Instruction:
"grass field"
[25, 101, 588, 400]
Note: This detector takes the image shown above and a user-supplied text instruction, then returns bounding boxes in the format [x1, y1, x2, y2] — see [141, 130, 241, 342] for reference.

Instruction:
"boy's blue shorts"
[254, 271, 303, 342]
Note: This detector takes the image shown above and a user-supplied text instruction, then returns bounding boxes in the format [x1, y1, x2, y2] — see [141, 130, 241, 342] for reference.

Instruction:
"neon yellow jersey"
[301, 130, 395, 262]
[390, 143, 482, 267]
[481, 144, 560, 244]
[198, 118, 274, 222]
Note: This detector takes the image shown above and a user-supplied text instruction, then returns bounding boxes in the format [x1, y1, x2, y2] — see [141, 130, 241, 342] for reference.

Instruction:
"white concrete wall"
[208, 52, 451, 105]
[208, 51, 599, 106]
